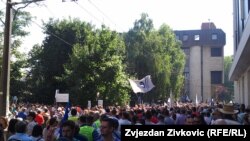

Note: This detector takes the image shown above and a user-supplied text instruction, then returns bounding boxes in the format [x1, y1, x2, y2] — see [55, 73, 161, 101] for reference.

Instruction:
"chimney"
[201, 22, 216, 29]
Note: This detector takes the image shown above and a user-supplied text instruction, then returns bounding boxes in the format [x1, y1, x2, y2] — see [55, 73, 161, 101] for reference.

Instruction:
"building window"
[176, 35, 180, 40]
[211, 71, 222, 84]
[183, 35, 188, 41]
[184, 72, 189, 80]
[194, 34, 200, 41]
[212, 34, 217, 40]
[211, 48, 222, 57]
[248, 0, 250, 13]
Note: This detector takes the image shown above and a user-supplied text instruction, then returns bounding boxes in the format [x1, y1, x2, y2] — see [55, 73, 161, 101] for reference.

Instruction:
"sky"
[2, 0, 233, 56]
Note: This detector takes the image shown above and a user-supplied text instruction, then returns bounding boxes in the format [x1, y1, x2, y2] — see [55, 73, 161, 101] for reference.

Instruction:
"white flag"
[128, 75, 155, 93]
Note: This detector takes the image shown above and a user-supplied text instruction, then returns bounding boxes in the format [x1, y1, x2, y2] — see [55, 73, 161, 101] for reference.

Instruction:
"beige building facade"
[230, 0, 250, 106]
[175, 23, 225, 102]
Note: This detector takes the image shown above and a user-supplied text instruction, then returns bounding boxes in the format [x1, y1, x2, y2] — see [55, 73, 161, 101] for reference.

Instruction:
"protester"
[8, 121, 32, 141]
[31, 125, 44, 141]
[97, 118, 120, 141]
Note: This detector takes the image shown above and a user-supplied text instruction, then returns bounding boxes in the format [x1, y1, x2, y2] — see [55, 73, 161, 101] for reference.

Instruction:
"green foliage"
[26, 18, 93, 103]
[12, 11, 32, 37]
[0, 9, 32, 99]
[64, 25, 130, 106]
[223, 56, 234, 101]
[25, 44, 46, 102]
[10, 54, 28, 101]
[10, 12, 185, 106]
[27, 19, 130, 106]
[125, 13, 185, 102]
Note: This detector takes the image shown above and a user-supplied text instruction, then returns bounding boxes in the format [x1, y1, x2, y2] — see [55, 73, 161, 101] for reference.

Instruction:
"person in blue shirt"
[8, 121, 32, 141]
[16, 108, 27, 120]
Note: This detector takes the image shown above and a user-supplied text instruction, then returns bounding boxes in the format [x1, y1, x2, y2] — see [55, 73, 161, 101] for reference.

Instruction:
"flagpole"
[195, 93, 198, 107]
[137, 92, 141, 105]
[170, 90, 173, 107]
[141, 93, 143, 104]
[140, 92, 144, 105]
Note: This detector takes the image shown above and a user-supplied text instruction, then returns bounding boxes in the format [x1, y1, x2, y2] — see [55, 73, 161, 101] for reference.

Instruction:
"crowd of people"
[0, 101, 249, 141]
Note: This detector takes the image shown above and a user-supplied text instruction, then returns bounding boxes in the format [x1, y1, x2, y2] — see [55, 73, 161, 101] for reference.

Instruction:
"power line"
[73, 1, 103, 24]
[31, 20, 74, 47]
[40, 3, 56, 17]
[88, 0, 126, 31]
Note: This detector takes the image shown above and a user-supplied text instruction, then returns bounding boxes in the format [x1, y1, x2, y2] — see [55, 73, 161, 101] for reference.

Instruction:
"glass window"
[176, 35, 180, 40]
[212, 34, 217, 40]
[183, 35, 188, 41]
[194, 35, 200, 41]
[211, 48, 222, 57]
[184, 72, 189, 79]
[211, 71, 222, 84]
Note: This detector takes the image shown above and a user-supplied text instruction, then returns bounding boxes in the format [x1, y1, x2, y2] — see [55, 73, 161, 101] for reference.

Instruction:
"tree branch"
[13, 3, 32, 21]
[0, 18, 4, 25]
[11, 0, 45, 6]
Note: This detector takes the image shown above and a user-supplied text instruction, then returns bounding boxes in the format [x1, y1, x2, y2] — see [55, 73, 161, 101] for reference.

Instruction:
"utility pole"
[0, 0, 76, 117]
[0, 0, 12, 117]
[0, 0, 44, 117]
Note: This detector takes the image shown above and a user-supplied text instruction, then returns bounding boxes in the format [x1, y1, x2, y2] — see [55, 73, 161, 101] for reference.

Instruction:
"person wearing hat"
[212, 104, 241, 125]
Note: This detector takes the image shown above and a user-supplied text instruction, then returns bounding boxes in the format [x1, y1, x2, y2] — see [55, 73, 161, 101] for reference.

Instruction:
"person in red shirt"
[35, 109, 45, 126]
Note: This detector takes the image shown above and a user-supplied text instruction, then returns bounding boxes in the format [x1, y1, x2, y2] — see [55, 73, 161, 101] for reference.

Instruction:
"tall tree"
[26, 18, 94, 103]
[0, 9, 32, 100]
[125, 13, 185, 102]
[223, 55, 234, 101]
[64, 25, 130, 106]
[27, 19, 130, 106]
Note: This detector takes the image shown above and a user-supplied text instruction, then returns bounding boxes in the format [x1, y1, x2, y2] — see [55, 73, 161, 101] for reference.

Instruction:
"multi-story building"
[230, 0, 250, 106]
[175, 22, 226, 102]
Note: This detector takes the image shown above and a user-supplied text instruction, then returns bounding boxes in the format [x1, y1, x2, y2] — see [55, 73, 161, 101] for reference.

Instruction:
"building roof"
[201, 22, 217, 30]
